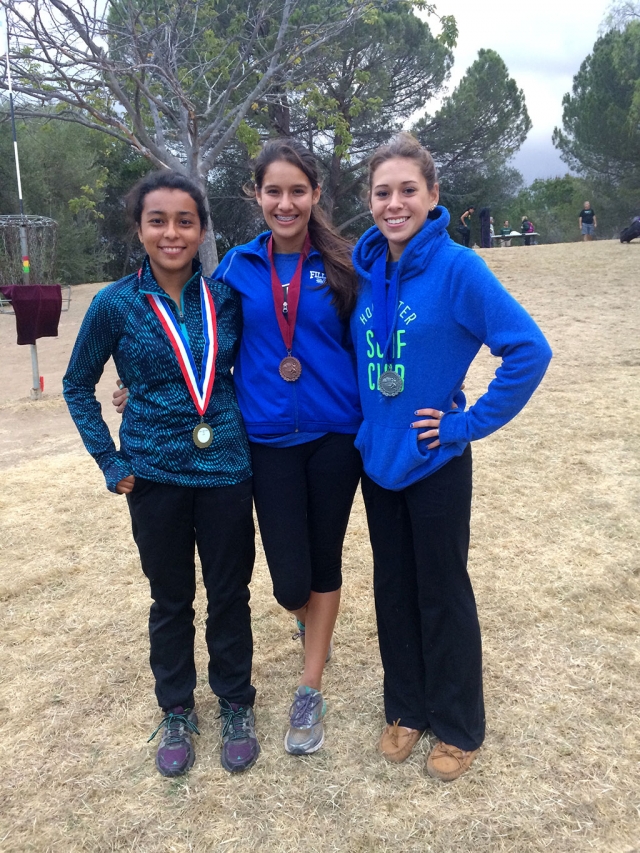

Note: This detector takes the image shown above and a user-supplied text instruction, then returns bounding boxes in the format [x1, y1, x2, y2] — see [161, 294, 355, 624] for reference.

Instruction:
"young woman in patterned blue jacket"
[114, 141, 362, 758]
[64, 172, 260, 778]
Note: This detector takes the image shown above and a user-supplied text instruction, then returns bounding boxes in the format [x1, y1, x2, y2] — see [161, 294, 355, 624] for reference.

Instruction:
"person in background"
[351, 132, 552, 782]
[500, 219, 512, 247]
[521, 215, 534, 247]
[478, 207, 492, 249]
[579, 202, 597, 241]
[64, 172, 259, 778]
[458, 206, 475, 247]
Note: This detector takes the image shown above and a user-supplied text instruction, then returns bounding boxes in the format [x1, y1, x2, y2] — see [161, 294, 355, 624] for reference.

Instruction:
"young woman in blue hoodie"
[351, 133, 552, 781]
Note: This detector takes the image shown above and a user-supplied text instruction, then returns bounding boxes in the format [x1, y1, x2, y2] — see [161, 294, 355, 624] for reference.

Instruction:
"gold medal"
[193, 422, 214, 448]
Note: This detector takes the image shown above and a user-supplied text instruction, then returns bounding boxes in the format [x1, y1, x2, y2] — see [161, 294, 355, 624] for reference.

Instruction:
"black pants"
[461, 226, 471, 247]
[250, 433, 362, 611]
[361, 446, 485, 751]
[126, 477, 256, 711]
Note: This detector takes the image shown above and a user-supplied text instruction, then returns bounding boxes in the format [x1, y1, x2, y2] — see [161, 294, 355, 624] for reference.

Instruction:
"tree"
[414, 49, 530, 213]
[603, 0, 640, 29]
[0, 112, 113, 283]
[0, 0, 394, 272]
[288, 5, 455, 227]
[552, 23, 640, 187]
[222, 2, 455, 237]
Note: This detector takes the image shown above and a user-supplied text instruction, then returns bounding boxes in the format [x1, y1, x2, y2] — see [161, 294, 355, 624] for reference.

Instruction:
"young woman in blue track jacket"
[215, 139, 362, 756]
[64, 172, 260, 778]
[351, 133, 552, 781]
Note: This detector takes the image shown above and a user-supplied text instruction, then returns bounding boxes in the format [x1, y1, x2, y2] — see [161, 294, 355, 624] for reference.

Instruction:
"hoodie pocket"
[355, 421, 436, 490]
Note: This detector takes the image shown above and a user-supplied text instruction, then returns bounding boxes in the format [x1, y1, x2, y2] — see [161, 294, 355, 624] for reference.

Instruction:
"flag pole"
[2, 9, 41, 399]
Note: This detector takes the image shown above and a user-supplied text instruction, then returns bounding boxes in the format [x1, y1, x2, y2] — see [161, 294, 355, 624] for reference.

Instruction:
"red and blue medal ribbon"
[146, 276, 217, 417]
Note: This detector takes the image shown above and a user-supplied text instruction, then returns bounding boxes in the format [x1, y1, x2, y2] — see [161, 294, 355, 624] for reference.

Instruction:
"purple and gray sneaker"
[218, 699, 260, 773]
[284, 686, 326, 755]
[147, 706, 200, 777]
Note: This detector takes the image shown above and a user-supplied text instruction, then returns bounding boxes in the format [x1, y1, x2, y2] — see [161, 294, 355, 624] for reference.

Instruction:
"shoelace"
[147, 710, 200, 744]
[289, 692, 322, 728]
[218, 705, 250, 741]
[388, 719, 419, 746]
[433, 742, 469, 765]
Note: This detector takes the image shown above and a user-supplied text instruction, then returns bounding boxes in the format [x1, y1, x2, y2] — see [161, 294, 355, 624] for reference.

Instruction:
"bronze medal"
[193, 422, 214, 448]
[378, 370, 404, 397]
[279, 356, 302, 382]
[268, 234, 312, 387]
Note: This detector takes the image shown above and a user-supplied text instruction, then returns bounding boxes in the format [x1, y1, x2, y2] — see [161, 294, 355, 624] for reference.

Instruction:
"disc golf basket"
[0, 215, 70, 398]
[0, 214, 70, 307]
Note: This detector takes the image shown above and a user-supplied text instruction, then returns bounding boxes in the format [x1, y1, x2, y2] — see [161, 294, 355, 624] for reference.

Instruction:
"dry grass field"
[0, 240, 639, 853]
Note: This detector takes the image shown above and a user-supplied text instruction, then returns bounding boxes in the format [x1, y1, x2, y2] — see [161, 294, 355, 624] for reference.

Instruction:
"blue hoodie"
[214, 232, 361, 437]
[350, 207, 552, 490]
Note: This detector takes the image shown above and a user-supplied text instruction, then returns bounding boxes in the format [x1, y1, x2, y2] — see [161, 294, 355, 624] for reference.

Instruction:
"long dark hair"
[252, 139, 357, 318]
[126, 170, 208, 230]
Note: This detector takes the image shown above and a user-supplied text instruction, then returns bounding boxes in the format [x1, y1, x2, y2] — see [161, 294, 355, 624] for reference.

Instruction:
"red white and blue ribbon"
[146, 277, 217, 417]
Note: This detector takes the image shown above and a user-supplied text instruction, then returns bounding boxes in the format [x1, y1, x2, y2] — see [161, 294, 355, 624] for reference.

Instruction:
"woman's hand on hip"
[113, 379, 129, 414]
[116, 475, 135, 495]
[410, 408, 445, 449]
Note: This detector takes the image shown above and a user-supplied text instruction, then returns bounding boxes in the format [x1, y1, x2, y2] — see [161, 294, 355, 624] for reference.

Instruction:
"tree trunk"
[194, 169, 219, 276]
[199, 225, 219, 277]
[324, 140, 343, 218]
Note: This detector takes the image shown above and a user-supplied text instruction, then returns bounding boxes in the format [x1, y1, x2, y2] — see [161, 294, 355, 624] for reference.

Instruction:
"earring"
[430, 204, 436, 210]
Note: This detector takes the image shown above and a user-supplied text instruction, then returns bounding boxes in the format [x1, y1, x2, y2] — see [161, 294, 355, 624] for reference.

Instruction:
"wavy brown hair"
[252, 139, 357, 318]
[368, 132, 439, 193]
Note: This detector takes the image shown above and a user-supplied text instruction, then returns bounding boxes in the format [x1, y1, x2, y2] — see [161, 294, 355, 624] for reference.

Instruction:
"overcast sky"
[422, 0, 612, 184]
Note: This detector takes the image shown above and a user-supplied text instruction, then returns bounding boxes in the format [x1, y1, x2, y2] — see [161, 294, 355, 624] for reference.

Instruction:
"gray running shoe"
[218, 699, 260, 773]
[147, 706, 200, 777]
[284, 686, 326, 755]
[292, 620, 333, 663]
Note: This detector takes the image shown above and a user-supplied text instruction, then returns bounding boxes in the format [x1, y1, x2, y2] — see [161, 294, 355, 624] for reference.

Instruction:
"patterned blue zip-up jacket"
[63, 258, 251, 492]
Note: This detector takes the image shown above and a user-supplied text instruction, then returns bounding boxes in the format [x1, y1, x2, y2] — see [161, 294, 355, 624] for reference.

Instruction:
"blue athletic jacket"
[214, 232, 361, 436]
[63, 258, 251, 492]
[351, 207, 552, 490]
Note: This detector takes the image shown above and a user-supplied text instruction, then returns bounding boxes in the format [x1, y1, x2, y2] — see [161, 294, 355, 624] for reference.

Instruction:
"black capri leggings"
[250, 433, 362, 611]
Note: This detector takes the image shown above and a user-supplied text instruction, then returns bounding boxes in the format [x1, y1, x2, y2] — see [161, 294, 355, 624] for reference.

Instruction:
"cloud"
[422, 0, 611, 182]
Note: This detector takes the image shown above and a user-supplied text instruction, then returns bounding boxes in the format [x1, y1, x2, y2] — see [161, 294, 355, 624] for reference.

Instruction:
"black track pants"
[361, 446, 485, 751]
[126, 477, 256, 711]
